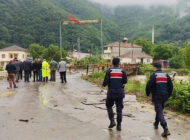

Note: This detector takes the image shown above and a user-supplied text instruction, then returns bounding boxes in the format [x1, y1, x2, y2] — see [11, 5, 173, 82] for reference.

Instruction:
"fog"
[89, 0, 178, 7]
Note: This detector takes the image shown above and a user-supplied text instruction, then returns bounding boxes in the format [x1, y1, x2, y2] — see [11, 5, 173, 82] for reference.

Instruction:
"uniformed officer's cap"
[154, 63, 161, 68]
[112, 58, 120, 66]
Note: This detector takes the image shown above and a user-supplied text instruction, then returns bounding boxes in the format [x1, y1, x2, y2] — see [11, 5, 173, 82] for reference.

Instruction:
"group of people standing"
[5, 57, 67, 89]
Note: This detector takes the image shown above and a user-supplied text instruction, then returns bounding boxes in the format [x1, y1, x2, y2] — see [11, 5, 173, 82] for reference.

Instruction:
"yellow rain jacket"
[42, 60, 49, 78]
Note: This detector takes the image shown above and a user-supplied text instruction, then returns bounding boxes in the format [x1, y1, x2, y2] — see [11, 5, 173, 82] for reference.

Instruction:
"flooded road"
[0, 72, 190, 140]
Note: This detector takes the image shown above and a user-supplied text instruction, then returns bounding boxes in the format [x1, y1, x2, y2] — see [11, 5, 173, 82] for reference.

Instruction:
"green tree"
[43, 45, 68, 62]
[28, 43, 45, 59]
[153, 44, 173, 60]
[169, 55, 184, 68]
[183, 41, 190, 69]
[134, 38, 154, 55]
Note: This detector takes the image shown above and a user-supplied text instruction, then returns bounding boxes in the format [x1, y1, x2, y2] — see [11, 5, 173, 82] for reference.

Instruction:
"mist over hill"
[1, 0, 190, 52]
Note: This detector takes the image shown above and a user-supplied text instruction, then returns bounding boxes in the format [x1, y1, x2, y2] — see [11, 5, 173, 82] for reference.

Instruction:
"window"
[10, 54, 13, 59]
[23, 54, 24, 59]
[2, 54, 5, 58]
[147, 59, 150, 63]
[14, 54, 18, 58]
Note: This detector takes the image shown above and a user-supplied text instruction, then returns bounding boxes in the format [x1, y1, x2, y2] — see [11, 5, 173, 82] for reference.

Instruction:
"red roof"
[120, 51, 153, 59]
[105, 41, 142, 48]
[0, 45, 27, 52]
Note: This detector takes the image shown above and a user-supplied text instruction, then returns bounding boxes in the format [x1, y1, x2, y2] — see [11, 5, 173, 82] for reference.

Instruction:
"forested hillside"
[1, 0, 190, 52]
[0, 0, 118, 52]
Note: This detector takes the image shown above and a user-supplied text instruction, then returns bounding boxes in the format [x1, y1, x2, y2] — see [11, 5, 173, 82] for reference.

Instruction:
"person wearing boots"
[146, 63, 173, 137]
[42, 59, 49, 82]
[102, 58, 127, 131]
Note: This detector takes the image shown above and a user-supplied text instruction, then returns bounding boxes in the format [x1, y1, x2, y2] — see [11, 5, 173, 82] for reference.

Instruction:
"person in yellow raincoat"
[42, 59, 50, 82]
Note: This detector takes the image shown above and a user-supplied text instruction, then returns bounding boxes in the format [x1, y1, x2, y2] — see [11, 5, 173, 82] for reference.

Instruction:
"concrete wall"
[121, 58, 153, 64]
[104, 46, 142, 57]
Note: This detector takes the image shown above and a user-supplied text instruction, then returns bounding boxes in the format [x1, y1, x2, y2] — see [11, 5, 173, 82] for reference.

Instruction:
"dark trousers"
[24, 71, 30, 82]
[19, 70, 23, 80]
[15, 71, 19, 82]
[50, 70, 56, 81]
[154, 96, 168, 129]
[43, 77, 48, 82]
[60, 71, 67, 83]
[38, 70, 42, 81]
[106, 98, 124, 123]
[33, 71, 38, 82]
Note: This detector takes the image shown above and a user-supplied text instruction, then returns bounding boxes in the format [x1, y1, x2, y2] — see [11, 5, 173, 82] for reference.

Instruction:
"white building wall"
[0, 51, 29, 70]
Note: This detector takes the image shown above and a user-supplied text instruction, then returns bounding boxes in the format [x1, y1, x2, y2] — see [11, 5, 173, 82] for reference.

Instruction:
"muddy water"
[0, 72, 190, 140]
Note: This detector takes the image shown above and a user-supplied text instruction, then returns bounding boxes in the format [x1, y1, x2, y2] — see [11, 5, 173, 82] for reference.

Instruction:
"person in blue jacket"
[103, 58, 127, 131]
[146, 63, 173, 137]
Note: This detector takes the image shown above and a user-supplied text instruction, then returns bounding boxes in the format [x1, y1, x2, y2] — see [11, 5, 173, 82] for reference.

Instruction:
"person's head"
[38, 58, 41, 62]
[112, 58, 120, 67]
[61, 58, 64, 61]
[154, 63, 162, 71]
[9, 61, 13, 64]
[51, 58, 54, 61]
[14, 57, 18, 61]
[35, 58, 38, 62]
[43, 59, 46, 62]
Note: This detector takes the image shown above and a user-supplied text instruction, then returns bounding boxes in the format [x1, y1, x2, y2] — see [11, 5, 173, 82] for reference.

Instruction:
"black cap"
[112, 58, 120, 66]
[154, 63, 161, 69]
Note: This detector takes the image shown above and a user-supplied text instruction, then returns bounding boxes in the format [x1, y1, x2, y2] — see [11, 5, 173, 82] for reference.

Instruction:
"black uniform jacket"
[103, 67, 127, 99]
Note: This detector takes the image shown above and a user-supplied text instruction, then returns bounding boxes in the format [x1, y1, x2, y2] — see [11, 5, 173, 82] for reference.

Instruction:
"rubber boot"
[108, 119, 116, 129]
[117, 122, 121, 131]
[161, 128, 171, 137]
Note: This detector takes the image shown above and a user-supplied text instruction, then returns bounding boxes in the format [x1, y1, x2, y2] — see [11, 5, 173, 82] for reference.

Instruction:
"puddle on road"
[0, 91, 16, 98]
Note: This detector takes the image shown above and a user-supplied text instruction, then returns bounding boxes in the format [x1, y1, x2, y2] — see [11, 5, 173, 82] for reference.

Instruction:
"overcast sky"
[89, 0, 178, 7]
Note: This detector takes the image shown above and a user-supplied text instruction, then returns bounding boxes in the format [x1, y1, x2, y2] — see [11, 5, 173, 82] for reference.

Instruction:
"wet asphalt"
[0, 72, 189, 140]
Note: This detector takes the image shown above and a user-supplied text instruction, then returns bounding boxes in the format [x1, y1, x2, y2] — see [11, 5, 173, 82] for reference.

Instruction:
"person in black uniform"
[103, 58, 127, 131]
[146, 63, 173, 137]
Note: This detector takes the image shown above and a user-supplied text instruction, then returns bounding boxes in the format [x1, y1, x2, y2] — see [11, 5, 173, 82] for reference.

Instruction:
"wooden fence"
[68, 63, 139, 75]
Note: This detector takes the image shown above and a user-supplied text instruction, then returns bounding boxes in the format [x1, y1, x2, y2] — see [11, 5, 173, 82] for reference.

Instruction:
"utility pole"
[77, 37, 80, 52]
[118, 32, 121, 57]
[100, 19, 103, 55]
[152, 25, 155, 44]
[60, 23, 62, 58]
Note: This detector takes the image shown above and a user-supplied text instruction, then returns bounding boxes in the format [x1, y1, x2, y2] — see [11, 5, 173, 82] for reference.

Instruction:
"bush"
[166, 81, 190, 113]
[0, 66, 3, 71]
[138, 63, 154, 75]
[74, 57, 106, 65]
[125, 80, 146, 95]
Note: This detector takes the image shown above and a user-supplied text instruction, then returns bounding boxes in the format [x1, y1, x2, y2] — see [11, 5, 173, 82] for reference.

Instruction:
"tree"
[43, 45, 68, 62]
[153, 44, 173, 60]
[169, 55, 184, 69]
[134, 38, 154, 55]
[28, 44, 45, 59]
[183, 41, 190, 69]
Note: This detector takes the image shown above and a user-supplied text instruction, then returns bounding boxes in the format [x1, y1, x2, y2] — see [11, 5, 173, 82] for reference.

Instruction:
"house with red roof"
[0, 45, 30, 69]
[102, 38, 153, 64]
